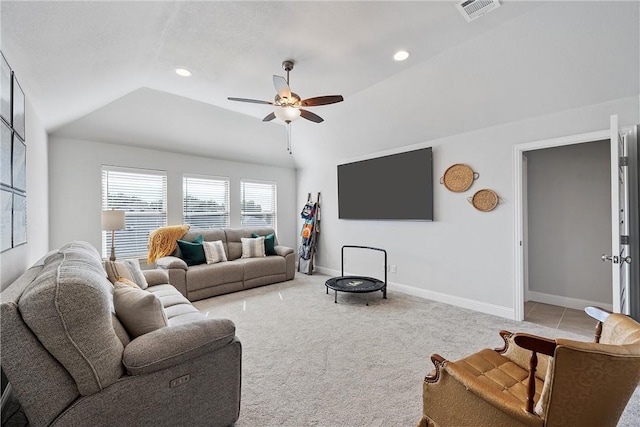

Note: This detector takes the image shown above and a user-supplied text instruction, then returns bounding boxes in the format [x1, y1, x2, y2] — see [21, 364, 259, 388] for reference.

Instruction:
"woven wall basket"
[440, 164, 479, 192]
[468, 189, 499, 212]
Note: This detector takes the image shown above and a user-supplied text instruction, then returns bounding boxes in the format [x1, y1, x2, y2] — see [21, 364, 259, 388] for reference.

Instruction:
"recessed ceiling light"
[393, 50, 410, 61]
[175, 68, 192, 77]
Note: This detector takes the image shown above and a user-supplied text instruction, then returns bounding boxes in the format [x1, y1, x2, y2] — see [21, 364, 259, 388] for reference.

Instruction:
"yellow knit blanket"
[147, 224, 190, 264]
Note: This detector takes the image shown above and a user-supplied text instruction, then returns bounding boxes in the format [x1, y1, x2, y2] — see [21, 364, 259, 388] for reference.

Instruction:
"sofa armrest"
[142, 269, 169, 286]
[274, 245, 294, 257]
[122, 318, 236, 375]
[156, 256, 188, 271]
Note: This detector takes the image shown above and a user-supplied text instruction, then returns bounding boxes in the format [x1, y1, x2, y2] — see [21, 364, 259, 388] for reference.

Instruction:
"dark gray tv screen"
[337, 147, 433, 220]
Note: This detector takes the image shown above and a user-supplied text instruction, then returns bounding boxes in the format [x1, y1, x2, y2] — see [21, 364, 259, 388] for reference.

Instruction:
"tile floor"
[524, 301, 598, 338]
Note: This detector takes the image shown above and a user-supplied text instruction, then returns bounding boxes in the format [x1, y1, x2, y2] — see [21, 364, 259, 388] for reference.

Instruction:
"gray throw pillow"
[113, 282, 168, 338]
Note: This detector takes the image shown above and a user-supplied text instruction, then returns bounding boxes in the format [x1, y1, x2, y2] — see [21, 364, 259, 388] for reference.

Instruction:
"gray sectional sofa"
[0, 241, 241, 427]
[155, 227, 295, 302]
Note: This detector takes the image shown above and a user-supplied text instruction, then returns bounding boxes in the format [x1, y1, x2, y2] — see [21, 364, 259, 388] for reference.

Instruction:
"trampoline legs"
[334, 290, 337, 303]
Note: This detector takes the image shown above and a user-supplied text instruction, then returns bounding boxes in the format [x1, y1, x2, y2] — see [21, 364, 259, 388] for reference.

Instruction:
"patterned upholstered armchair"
[418, 307, 640, 427]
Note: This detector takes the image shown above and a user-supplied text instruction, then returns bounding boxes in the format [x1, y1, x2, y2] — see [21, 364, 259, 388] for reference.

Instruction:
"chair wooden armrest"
[513, 333, 557, 356]
[585, 306, 612, 343]
[512, 333, 557, 414]
[425, 354, 446, 383]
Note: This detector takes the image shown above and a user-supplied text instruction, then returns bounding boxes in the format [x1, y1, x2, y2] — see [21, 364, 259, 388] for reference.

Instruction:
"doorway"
[515, 124, 640, 323]
[523, 141, 611, 335]
[514, 129, 611, 322]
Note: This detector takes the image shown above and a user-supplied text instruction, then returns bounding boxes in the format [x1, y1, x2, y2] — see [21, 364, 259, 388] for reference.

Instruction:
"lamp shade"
[101, 210, 125, 231]
[274, 106, 301, 123]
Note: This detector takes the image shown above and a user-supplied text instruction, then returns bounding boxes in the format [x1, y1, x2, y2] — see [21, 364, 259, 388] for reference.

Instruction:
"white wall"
[0, 99, 49, 291]
[526, 140, 611, 307]
[48, 137, 297, 257]
[298, 96, 639, 320]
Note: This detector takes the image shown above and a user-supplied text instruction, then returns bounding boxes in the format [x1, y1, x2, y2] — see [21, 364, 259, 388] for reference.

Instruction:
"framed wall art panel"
[1, 121, 11, 187]
[12, 135, 25, 192]
[1, 188, 11, 252]
[12, 75, 24, 140]
[12, 192, 26, 247]
[0, 53, 10, 126]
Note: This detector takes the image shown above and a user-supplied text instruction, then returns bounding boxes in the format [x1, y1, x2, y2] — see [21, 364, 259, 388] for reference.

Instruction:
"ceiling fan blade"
[228, 97, 273, 105]
[299, 109, 324, 123]
[300, 95, 344, 107]
[273, 75, 291, 99]
[262, 112, 276, 122]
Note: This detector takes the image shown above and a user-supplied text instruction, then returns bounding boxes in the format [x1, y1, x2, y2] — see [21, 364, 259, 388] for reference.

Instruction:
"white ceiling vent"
[456, 0, 501, 22]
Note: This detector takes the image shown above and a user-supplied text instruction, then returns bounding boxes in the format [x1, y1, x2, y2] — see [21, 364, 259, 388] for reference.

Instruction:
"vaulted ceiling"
[1, 1, 638, 169]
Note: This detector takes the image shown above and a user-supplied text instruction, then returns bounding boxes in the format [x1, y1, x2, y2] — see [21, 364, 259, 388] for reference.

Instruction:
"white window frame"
[101, 165, 167, 259]
[183, 174, 230, 229]
[240, 179, 277, 231]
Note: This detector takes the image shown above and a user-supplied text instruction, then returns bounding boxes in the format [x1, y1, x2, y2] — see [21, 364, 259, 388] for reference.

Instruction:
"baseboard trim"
[314, 266, 515, 320]
[527, 290, 613, 312]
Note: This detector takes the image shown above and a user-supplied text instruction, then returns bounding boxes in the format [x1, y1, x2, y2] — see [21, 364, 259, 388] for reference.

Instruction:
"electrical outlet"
[391, 265, 397, 273]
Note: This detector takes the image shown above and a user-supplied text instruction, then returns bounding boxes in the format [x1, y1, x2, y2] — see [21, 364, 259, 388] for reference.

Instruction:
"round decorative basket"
[440, 164, 479, 193]
[468, 189, 499, 212]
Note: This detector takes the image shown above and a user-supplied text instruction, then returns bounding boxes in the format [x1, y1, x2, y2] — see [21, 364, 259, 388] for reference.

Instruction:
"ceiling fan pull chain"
[287, 124, 292, 154]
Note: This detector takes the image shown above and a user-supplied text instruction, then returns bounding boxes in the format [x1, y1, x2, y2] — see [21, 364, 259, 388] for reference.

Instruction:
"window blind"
[102, 166, 167, 258]
[241, 180, 277, 229]
[183, 174, 230, 228]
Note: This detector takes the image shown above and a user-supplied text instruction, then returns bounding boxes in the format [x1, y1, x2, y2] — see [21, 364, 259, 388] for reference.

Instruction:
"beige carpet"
[193, 273, 640, 427]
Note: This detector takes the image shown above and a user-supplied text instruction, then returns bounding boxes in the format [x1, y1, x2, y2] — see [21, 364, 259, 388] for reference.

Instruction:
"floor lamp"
[101, 210, 125, 261]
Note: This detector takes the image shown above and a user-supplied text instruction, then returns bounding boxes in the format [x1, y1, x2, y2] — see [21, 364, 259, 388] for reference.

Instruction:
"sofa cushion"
[177, 235, 206, 266]
[146, 284, 204, 325]
[113, 282, 169, 338]
[241, 236, 265, 258]
[236, 256, 286, 281]
[19, 241, 125, 396]
[104, 259, 149, 290]
[185, 262, 244, 292]
[203, 240, 227, 264]
[252, 232, 277, 256]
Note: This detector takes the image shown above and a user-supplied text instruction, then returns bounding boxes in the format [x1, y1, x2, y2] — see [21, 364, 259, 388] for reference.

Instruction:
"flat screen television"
[337, 147, 433, 220]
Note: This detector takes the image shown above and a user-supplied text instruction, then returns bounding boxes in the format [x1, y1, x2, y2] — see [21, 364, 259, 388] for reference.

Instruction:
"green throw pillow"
[176, 235, 205, 266]
[252, 233, 277, 256]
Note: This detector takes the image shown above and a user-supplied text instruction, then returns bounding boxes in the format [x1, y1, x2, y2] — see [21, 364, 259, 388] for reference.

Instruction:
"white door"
[606, 114, 631, 314]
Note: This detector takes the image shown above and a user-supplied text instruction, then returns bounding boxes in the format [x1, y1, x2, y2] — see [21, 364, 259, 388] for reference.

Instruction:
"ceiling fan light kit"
[274, 105, 301, 123]
[228, 60, 344, 154]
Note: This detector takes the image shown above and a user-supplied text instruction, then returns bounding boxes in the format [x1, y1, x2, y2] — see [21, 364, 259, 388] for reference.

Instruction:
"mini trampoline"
[325, 245, 387, 304]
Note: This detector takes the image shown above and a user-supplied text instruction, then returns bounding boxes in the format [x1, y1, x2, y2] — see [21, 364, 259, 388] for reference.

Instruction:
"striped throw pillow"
[104, 259, 149, 289]
[241, 236, 265, 258]
[203, 240, 228, 264]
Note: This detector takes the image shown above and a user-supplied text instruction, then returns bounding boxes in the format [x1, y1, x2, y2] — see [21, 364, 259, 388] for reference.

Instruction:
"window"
[183, 174, 230, 228]
[102, 166, 167, 258]
[241, 180, 277, 229]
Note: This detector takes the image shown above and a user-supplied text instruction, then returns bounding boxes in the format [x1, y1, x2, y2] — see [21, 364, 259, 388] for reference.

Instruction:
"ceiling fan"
[228, 60, 344, 154]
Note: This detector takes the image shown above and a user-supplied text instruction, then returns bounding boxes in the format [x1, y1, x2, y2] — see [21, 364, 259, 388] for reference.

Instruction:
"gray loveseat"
[0, 241, 241, 427]
[155, 227, 295, 302]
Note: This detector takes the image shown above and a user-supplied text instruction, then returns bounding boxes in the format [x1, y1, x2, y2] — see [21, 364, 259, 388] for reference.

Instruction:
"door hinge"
[621, 235, 630, 245]
[619, 156, 629, 167]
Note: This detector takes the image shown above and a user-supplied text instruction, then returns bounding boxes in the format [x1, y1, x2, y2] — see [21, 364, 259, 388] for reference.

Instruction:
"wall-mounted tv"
[337, 147, 433, 220]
